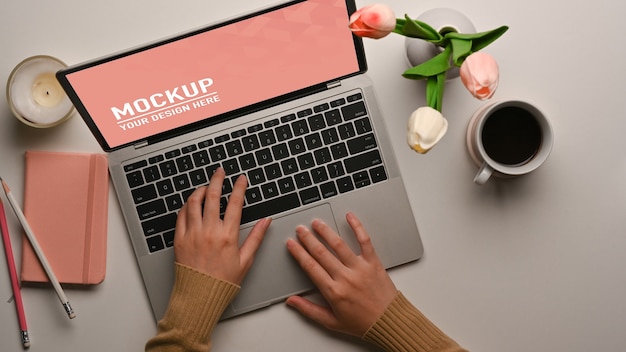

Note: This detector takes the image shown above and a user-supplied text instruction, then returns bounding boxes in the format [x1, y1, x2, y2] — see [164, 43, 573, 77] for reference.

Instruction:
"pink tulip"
[459, 52, 500, 100]
[348, 4, 396, 39]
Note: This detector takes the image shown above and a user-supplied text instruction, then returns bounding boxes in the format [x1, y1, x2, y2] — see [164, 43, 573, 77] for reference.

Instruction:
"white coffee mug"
[466, 99, 553, 185]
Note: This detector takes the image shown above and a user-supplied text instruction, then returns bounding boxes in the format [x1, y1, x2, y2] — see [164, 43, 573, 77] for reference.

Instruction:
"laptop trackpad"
[231, 203, 338, 313]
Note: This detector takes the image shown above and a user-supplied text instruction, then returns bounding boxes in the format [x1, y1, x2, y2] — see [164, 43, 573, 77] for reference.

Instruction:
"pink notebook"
[20, 150, 109, 285]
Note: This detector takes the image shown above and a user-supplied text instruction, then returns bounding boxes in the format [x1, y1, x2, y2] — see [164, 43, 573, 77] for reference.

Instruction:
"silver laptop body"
[57, 0, 423, 321]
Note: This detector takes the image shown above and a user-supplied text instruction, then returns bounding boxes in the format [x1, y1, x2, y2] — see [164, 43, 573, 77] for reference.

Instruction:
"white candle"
[7, 55, 74, 128]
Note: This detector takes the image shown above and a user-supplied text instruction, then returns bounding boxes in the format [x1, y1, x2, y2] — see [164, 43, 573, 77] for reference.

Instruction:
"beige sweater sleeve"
[145, 263, 239, 352]
[363, 292, 468, 352]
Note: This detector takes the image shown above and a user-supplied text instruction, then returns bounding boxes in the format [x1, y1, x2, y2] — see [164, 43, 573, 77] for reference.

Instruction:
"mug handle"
[474, 162, 493, 185]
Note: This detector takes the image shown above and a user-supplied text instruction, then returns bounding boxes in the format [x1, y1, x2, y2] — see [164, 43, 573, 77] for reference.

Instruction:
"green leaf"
[402, 45, 452, 80]
[450, 38, 473, 66]
[445, 26, 509, 53]
[394, 15, 442, 41]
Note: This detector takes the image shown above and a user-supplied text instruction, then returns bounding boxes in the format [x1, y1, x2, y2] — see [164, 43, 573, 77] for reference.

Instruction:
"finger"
[296, 223, 343, 277]
[285, 296, 340, 332]
[174, 202, 188, 240]
[204, 168, 225, 222]
[223, 174, 247, 228]
[286, 236, 332, 287]
[239, 217, 271, 271]
[311, 219, 358, 266]
[346, 212, 377, 260]
[184, 186, 207, 231]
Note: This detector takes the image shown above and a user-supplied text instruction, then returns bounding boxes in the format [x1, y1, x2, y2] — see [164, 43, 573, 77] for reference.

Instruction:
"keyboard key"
[248, 168, 266, 185]
[255, 148, 273, 165]
[338, 123, 356, 140]
[314, 103, 330, 113]
[321, 128, 340, 144]
[353, 171, 371, 188]
[240, 193, 301, 224]
[280, 113, 296, 123]
[330, 143, 349, 159]
[347, 133, 377, 154]
[245, 187, 263, 204]
[192, 150, 210, 167]
[291, 120, 309, 136]
[143, 165, 161, 183]
[271, 143, 289, 160]
[209, 145, 227, 162]
[308, 114, 326, 131]
[142, 213, 177, 236]
[242, 134, 260, 151]
[314, 147, 333, 165]
[294, 172, 312, 188]
[238, 153, 257, 170]
[149, 155, 165, 164]
[225, 140, 244, 157]
[288, 138, 306, 155]
[336, 176, 355, 194]
[132, 184, 158, 204]
[299, 187, 321, 205]
[297, 108, 313, 118]
[344, 149, 383, 173]
[346, 92, 363, 102]
[182, 144, 197, 153]
[311, 166, 329, 184]
[146, 235, 165, 253]
[275, 125, 293, 141]
[264, 118, 280, 128]
[330, 98, 346, 107]
[327, 162, 345, 178]
[173, 174, 191, 191]
[259, 130, 276, 146]
[176, 155, 194, 172]
[165, 149, 181, 159]
[165, 194, 183, 211]
[264, 163, 282, 180]
[198, 139, 214, 149]
[320, 181, 338, 198]
[297, 153, 315, 170]
[305, 132, 323, 150]
[231, 129, 246, 138]
[277, 177, 296, 194]
[370, 165, 388, 183]
[124, 160, 147, 172]
[156, 179, 175, 196]
[261, 182, 279, 199]
[324, 109, 342, 126]
[189, 169, 208, 186]
[137, 199, 166, 220]
[215, 134, 230, 143]
[341, 101, 367, 120]
[163, 231, 175, 248]
[222, 159, 240, 175]
[281, 158, 299, 175]
[247, 124, 263, 133]
[126, 170, 144, 188]
[354, 117, 373, 134]
[159, 160, 177, 177]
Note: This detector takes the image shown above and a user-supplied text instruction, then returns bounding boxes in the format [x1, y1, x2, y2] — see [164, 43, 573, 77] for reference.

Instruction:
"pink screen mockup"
[64, 0, 360, 149]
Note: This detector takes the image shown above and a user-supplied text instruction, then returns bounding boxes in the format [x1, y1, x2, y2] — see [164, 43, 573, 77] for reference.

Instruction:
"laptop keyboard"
[123, 91, 388, 253]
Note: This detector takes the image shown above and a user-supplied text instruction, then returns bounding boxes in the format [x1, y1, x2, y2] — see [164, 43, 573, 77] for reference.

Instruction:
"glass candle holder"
[6, 55, 75, 128]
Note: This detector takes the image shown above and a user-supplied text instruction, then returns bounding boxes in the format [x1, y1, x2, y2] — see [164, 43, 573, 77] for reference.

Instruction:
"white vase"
[404, 8, 476, 79]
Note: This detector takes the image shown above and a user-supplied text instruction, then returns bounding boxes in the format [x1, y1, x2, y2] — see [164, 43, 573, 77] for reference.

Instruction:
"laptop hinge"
[134, 140, 149, 149]
[326, 81, 341, 89]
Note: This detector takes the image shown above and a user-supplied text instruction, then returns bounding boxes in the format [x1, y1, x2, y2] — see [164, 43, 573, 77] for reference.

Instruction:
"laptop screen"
[57, 0, 364, 151]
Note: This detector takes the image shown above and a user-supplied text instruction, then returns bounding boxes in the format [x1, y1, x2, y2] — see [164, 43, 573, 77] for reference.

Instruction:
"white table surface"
[1, 0, 625, 351]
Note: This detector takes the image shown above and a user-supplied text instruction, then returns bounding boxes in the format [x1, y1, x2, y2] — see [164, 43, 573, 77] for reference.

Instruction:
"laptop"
[56, 0, 423, 321]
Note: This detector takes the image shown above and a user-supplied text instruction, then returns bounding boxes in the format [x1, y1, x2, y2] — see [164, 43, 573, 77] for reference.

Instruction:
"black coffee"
[481, 106, 542, 165]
